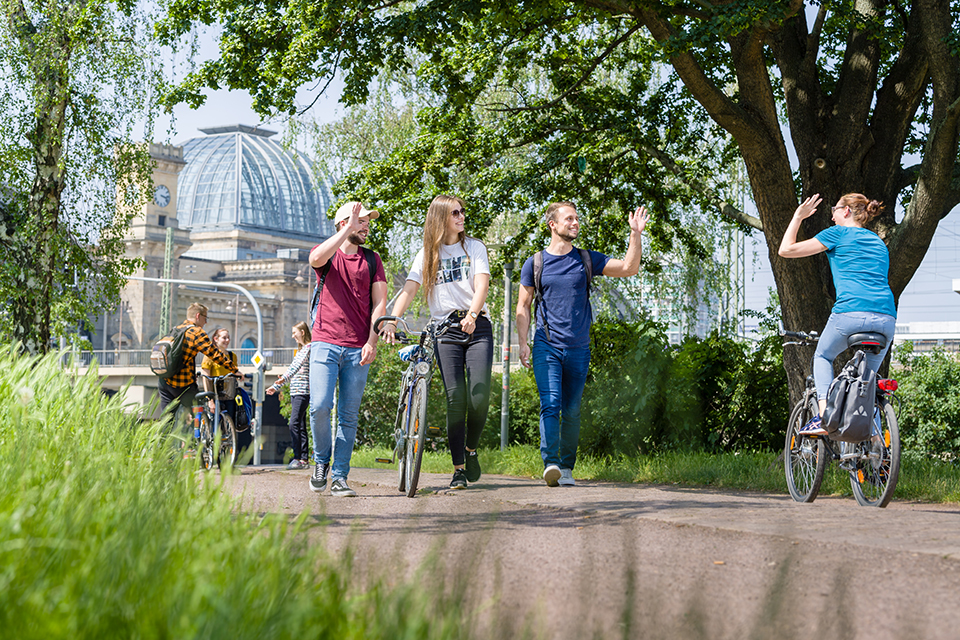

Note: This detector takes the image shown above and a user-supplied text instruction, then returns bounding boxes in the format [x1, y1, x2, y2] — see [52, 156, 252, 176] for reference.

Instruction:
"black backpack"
[150, 323, 190, 379]
[822, 350, 877, 442]
[532, 248, 593, 343]
[309, 247, 378, 326]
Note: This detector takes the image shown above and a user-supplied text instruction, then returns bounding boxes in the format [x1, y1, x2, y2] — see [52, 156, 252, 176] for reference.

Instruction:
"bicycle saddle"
[845, 332, 887, 353]
[195, 391, 217, 402]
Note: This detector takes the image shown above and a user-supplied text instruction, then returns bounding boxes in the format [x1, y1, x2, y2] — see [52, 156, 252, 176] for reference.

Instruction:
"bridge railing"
[72, 348, 300, 369]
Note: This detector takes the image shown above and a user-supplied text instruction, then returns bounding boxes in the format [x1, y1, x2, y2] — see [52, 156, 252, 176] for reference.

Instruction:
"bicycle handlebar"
[374, 314, 471, 346]
[781, 329, 819, 344]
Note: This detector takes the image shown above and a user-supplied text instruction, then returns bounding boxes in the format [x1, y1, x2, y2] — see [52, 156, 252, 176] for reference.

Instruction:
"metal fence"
[71, 348, 300, 369]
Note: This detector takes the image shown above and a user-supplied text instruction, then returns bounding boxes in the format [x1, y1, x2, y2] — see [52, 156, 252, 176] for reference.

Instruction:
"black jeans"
[289, 394, 310, 461]
[434, 316, 493, 466]
[158, 378, 198, 417]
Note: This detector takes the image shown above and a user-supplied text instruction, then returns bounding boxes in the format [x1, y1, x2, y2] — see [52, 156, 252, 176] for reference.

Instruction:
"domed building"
[94, 126, 337, 461]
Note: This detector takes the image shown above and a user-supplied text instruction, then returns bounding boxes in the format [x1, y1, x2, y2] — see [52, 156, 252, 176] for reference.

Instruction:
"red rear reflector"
[878, 379, 898, 391]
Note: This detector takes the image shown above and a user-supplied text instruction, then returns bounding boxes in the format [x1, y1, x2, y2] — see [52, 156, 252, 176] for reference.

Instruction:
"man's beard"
[557, 229, 578, 243]
[348, 232, 366, 245]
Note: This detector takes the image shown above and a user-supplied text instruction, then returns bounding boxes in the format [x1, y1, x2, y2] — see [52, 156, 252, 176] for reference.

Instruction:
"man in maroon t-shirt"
[307, 201, 387, 497]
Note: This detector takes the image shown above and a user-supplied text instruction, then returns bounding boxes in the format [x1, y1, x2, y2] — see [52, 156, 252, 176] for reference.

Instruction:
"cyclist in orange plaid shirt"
[158, 302, 240, 416]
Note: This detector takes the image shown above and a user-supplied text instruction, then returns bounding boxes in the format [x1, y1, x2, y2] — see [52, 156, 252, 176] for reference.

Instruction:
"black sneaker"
[330, 478, 357, 497]
[464, 450, 481, 482]
[310, 462, 329, 493]
[450, 469, 467, 489]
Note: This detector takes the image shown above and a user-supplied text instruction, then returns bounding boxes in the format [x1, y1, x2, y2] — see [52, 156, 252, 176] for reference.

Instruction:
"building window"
[158, 215, 166, 227]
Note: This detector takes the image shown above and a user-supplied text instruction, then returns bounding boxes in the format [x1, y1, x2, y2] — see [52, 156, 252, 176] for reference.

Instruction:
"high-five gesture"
[793, 194, 822, 221]
[629, 205, 649, 235]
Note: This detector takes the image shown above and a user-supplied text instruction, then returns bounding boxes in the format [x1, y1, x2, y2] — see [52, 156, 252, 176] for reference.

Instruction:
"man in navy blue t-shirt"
[516, 201, 649, 486]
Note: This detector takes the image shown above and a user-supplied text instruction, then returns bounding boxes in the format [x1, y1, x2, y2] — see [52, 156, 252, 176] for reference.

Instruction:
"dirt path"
[231, 466, 960, 639]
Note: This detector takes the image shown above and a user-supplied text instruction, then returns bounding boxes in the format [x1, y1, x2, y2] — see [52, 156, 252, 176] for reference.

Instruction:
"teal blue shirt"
[814, 226, 895, 317]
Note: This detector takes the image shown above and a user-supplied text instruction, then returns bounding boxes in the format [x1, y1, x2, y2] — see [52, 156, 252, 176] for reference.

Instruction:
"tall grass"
[0, 346, 477, 639]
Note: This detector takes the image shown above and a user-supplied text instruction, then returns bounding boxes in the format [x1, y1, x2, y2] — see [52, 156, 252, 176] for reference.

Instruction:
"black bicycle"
[373, 314, 469, 497]
[195, 372, 239, 470]
[782, 330, 900, 507]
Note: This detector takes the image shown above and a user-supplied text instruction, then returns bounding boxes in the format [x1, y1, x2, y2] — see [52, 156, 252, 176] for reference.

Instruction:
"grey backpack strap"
[579, 248, 593, 298]
[533, 250, 551, 343]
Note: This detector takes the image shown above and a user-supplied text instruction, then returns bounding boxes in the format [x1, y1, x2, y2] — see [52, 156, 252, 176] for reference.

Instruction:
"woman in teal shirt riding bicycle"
[778, 193, 897, 435]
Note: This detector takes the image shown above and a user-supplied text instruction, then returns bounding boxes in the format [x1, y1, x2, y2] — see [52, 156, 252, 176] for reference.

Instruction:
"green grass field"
[352, 444, 960, 503]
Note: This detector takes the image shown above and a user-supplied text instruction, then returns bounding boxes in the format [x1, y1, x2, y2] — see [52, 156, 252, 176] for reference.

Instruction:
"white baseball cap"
[333, 201, 379, 225]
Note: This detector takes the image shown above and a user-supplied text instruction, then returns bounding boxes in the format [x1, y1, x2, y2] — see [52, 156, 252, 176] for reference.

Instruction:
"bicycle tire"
[199, 411, 216, 471]
[404, 377, 429, 498]
[784, 396, 826, 502]
[850, 398, 900, 507]
[217, 412, 237, 470]
[397, 390, 409, 493]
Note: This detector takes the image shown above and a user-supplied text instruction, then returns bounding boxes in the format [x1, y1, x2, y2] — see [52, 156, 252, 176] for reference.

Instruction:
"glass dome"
[176, 125, 335, 240]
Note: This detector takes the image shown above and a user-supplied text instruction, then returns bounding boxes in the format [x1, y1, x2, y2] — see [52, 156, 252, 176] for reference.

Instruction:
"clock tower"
[119, 143, 191, 350]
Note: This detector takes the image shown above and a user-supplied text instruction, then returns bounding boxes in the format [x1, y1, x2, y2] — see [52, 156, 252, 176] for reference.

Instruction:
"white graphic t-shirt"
[406, 237, 490, 320]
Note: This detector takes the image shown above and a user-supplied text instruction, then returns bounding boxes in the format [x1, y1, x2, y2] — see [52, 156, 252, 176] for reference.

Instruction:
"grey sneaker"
[543, 464, 561, 487]
[287, 458, 307, 470]
[330, 478, 357, 497]
[309, 462, 329, 493]
[450, 469, 467, 489]
[558, 468, 576, 486]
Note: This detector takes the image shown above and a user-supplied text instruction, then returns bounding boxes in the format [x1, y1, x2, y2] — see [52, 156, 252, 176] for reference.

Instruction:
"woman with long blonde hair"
[267, 322, 312, 469]
[382, 194, 493, 489]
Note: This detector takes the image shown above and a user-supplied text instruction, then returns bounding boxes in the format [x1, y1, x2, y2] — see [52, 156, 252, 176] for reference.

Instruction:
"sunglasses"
[449, 208, 465, 217]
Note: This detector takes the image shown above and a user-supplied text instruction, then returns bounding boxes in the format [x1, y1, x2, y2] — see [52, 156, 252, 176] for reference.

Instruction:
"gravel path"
[230, 466, 960, 639]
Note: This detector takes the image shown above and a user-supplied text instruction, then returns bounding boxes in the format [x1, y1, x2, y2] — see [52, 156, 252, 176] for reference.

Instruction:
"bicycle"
[373, 313, 469, 497]
[194, 372, 239, 470]
[782, 330, 901, 507]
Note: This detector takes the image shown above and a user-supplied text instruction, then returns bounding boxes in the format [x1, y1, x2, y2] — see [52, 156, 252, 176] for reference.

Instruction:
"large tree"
[1, 0, 158, 353]
[158, 0, 960, 396]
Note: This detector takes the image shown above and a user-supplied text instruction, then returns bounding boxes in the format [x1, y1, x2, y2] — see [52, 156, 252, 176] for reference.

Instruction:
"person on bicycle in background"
[778, 193, 897, 435]
[200, 327, 239, 427]
[515, 202, 649, 487]
[158, 303, 240, 417]
[308, 201, 388, 497]
[266, 322, 312, 470]
[381, 194, 493, 490]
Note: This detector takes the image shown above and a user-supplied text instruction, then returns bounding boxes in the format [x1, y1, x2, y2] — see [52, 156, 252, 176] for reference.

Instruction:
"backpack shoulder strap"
[532, 250, 551, 342]
[579, 248, 593, 295]
[310, 261, 332, 325]
[361, 247, 378, 313]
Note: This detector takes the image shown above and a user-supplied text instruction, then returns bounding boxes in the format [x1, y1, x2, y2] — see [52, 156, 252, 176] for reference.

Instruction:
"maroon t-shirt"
[311, 247, 386, 348]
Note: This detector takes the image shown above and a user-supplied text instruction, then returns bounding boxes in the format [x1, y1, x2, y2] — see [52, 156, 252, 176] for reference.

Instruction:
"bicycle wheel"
[217, 412, 237, 470]
[784, 396, 826, 502]
[850, 398, 900, 507]
[199, 412, 216, 471]
[404, 377, 429, 498]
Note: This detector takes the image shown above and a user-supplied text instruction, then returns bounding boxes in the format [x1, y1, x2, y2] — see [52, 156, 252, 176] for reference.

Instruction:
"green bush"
[0, 345, 478, 639]
[893, 344, 960, 455]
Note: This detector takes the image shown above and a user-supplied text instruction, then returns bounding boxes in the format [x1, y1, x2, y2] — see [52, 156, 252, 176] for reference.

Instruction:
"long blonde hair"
[421, 194, 468, 303]
[293, 321, 310, 346]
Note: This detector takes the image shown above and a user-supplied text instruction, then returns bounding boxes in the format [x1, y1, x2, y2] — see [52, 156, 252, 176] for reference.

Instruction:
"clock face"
[153, 184, 171, 208]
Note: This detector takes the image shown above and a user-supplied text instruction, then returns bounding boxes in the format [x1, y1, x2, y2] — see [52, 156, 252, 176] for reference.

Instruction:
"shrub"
[893, 344, 960, 455]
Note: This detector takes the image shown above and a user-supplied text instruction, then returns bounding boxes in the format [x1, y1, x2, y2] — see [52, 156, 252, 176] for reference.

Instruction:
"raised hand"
[629, 205, 649, 234]
[794, 194, 822, 220]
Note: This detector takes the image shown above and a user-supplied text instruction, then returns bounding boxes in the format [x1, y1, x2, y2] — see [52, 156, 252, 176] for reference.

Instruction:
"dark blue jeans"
[531, 339, 591, 470]
[289, 394, 310, 461]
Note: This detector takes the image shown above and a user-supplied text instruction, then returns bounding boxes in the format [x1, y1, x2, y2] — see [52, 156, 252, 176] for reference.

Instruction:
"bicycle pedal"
[375, 458, 393, 464]
[426, 426, 443, 438]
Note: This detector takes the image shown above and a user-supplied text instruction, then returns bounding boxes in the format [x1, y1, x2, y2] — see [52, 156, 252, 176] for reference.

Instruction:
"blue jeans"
[532, 339, 591, 470]
[814, 311, 896, 399]
[309, 341, 371, 481]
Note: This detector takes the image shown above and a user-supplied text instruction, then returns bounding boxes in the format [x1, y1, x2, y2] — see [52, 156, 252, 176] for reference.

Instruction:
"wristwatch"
[469, 311, 478, 320]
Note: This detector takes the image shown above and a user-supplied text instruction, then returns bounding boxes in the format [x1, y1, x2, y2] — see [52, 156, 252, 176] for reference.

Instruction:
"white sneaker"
[543, 464, 561, 487]
[558, 468, 575, 486]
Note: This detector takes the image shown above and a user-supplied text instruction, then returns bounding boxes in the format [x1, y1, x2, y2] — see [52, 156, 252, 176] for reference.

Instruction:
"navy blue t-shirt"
[520, 248, 610, 348]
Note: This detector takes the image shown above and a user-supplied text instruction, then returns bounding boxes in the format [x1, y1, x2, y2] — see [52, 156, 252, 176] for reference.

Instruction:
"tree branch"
[641, 144, 763, 230]
[486, 24, 642, 113]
